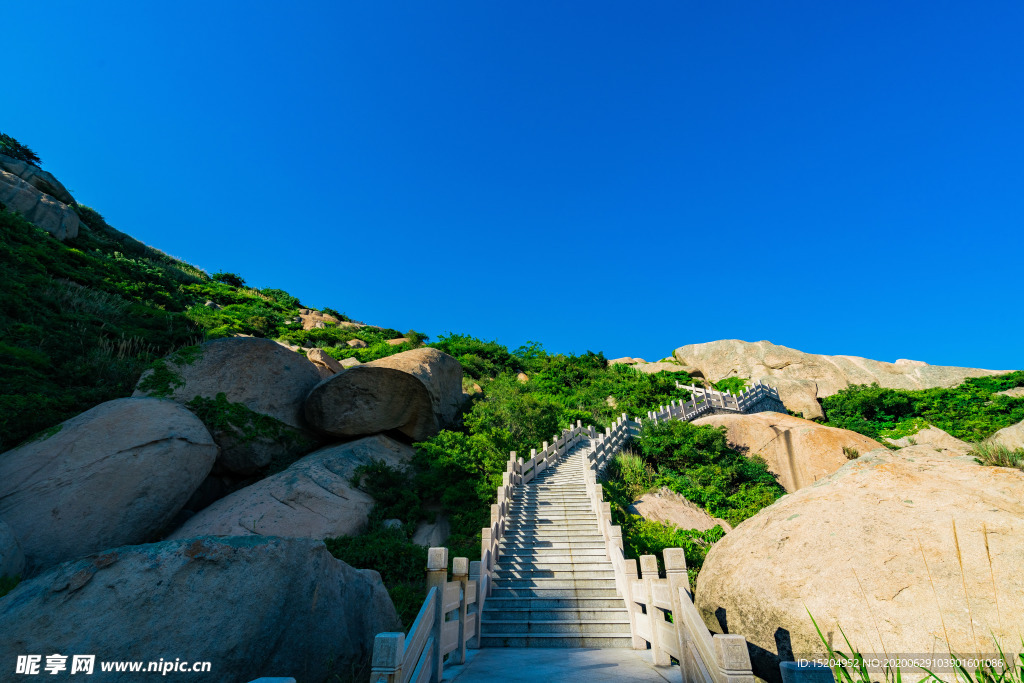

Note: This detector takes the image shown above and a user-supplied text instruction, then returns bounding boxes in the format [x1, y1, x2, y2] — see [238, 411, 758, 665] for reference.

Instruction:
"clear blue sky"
[6, 2, 1023, 369]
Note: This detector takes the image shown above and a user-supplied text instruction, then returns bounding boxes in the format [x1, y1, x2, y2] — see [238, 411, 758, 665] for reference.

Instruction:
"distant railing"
[370, 547, 478, 683]
[642, 381, 784, 423]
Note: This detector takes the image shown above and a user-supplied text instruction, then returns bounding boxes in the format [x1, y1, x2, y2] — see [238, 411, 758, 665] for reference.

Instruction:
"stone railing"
[646, 381, 785, 422]
[629, 550, 754, 683]
[370, 547, 478, 683]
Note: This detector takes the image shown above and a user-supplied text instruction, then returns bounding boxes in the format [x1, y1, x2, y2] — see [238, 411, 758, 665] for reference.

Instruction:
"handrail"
[370, 548, 478, 683]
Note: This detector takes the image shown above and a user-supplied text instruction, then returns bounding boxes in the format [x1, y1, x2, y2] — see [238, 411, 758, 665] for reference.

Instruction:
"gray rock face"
[695, 446, 1024, 682]
[0, 398, 217, 574]
[0, 154, 75, 204]
[674, 340, 1007, 419]
[0, 168, 79, 240]
[628, 488, 732, 532]
[0, 519, 25, 579]
[168, 435, 415, 540]
[305, 347, 462, 441]
[0, 536, 401, 683]
[307, 347, 343, 379]
[133, 338, 323, 474]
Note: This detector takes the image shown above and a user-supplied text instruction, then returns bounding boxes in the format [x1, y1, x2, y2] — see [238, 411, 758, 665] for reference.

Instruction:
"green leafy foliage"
[632, 420, 786, 527]
[822, 375, 1024, 442]
[712, 376, 748, 394]
[0, 132, 41, 166]
[971, 442, 1024, 472]
[211, 271, 246, 287]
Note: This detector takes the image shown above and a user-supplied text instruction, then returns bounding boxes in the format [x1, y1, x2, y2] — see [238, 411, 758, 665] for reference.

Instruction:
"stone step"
[489, 587, 621, 599]
[494, 568, 617, 579]
[480, 619, 631, 635]
[484, 607, 629, 621]
[477, 634, 633, 648]
[492, 578, 618, 590]
[483, 596, 627, 610]
[494, 561, 614, 572]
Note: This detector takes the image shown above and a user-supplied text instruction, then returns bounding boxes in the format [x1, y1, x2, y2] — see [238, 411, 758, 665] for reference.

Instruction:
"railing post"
[640, 555, 669, 666]
[451, 556, 469, 665]
[664, 547, 690, 674]
[425, 547, 448, 683]
[468, 560, 483, 649]
[714, 634, 756, 683]
[370, 632, 405, 683]
[624, 558, 644, 649]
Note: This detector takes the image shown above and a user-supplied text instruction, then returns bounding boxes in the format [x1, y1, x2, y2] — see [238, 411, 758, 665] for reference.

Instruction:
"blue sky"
[6, 2, 1023, 369]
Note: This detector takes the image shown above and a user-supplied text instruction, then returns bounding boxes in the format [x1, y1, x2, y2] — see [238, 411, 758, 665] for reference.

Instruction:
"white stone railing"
[370, 547, 478, 683]
[645, 381, 784, 422]
[629, 550, 754, 683]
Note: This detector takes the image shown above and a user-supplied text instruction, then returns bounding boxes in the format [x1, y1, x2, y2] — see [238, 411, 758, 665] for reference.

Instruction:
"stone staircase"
[478, 439, 633, 647]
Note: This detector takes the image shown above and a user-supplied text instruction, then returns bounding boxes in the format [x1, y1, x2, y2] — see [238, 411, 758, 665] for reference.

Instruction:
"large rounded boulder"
[133, 338, 323, 474]
[0, 520, 25, 579]
[692, 411, 884, 492]
[305, 347, 462, 440]
[0, 398, 217, 574]
[168, 434, 415, 540]
[695, 446, 1024, 682]
[0, 536, 400, 682]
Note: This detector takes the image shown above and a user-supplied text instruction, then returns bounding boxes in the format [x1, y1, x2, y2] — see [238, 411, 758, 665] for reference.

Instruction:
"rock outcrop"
[0, 154, 75, 204]
[633, 361, 692, 375]
[673, 340, 1005, 419]
[691, 411, 883, 492]
[0, 168, 79, 240]
[168, 435, 415, 540]
[0, 398, 217, 573]
[890, 425, 973, 456]
[0, 519, 25, 579]
[695, 446, 1024, 682]
[133, 338, 323, 474]
[307, 347, 344, 379]
[305, 347, 462, 441]
[0, 536, 400, 683]
[628, 488, 732, 532]
[987, 419, 1024, 451]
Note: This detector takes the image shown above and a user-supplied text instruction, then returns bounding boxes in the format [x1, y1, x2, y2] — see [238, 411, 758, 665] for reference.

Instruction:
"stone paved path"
[442, 647, 676, 682]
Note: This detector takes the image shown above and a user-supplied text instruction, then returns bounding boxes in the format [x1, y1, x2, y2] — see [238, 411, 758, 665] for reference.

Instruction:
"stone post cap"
[371, 632, 405, 667]
[427, 547, 448, 570]
[452, 557, 469, 575]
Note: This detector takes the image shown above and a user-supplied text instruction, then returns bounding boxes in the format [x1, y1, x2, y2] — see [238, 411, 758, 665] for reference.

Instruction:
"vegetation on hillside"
[0, 206, 420, 451]
[821, 373, 1024, 443]
[0, 132, 41, 166]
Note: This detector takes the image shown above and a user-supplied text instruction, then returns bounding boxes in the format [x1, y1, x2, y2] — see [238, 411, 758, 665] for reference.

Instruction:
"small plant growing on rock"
[971, 443, 1024, 472]
[843, 446, 860, 460]
[0, 132, 41, 166]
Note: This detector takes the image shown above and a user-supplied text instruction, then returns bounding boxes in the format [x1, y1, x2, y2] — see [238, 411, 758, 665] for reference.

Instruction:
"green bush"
[712, 377, 748, 394]
[0, 132, 41, 166]
[822, 376, 1024, 442]
[211, 271, 246, 287]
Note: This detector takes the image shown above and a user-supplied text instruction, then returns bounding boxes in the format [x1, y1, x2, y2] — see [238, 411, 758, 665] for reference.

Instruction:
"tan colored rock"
[0, 536, 400, 682]
[517, 372, 529, 383]
[895, 358, 928, 367]
[606, 395, 618, 408]
[387, 337, 411, 346]
[347, 338, 368, 348]
[633, 362, 692, 375]
[298, 309, 344, 330]
[996, 387, 1024, 399]
[890, 425, 972, 455]
[133, 338, 322, 474]
[987, 419, 1024, 451]
[473, 383, 483, 394]
[305, 347, 463, 441]
[673, 340, 1006, 420]
[0, 154, 75, 204]
[0, 398, 217, 573]
[628, 488, 732, 533]
[692, 411, 883, 492]
[169, 435, 414, 540]
[0, 169, 79, 240]
[307, 347, 344, 379]
[695, 446, 1024, 682]
[340, 357, 362, 368]
[609, 357, 640, 366]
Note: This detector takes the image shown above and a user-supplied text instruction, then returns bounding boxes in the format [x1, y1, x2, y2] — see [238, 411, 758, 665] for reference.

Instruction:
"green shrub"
[971, 442, 1024, 471]
[211, 271, 246, 287]
[0, 132, 41, 166]
[822, 377, 1024, 442]
[713, 377, 748, 394]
